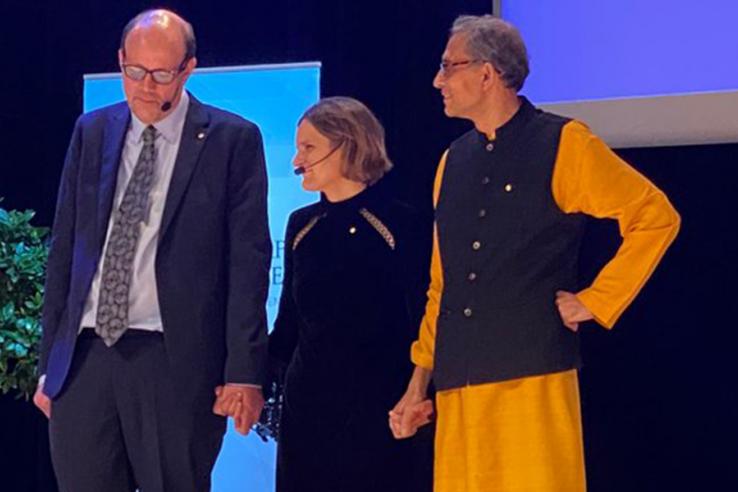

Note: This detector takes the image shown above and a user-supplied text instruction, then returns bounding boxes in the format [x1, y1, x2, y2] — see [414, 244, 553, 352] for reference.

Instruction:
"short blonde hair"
[300, 97, 393, 184]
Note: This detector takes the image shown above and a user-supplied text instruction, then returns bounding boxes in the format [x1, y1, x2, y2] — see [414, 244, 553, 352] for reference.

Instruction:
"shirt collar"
[129, 90, 190, 144]
[476, 95, 535, 144]
[320, 184, 373, 213]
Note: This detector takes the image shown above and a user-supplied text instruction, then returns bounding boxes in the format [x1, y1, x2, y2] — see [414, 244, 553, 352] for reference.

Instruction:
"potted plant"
[0, 199, 58, 491]
[0, 199, 48, 400]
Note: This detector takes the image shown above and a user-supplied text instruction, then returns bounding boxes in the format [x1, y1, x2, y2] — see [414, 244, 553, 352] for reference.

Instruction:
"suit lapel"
[159, 95, 211, 241]
[96, 104, 129, 249]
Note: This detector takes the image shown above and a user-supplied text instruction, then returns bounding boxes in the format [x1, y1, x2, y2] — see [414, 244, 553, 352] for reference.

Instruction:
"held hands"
[388, 391, 434, 439]
[555, 290, 593, 332]
[213, 384, 264, 435]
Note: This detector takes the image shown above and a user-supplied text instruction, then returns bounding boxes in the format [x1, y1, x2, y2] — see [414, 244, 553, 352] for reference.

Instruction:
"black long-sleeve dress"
[268, 185, 432, 492]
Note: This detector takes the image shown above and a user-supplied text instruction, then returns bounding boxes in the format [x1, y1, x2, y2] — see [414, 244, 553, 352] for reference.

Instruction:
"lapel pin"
[197, 131, 206, 140]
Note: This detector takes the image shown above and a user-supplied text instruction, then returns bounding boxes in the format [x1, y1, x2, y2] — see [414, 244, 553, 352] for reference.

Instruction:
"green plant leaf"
[0, 203, 47, 400]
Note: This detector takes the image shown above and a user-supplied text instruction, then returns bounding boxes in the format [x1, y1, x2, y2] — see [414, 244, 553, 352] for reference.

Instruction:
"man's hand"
[555, 290, 593, 332]
[389, 391, 434, 439]
[33, 377, 51, 419]
[213, 385, 264, 436]
[389, 366, 433, 439]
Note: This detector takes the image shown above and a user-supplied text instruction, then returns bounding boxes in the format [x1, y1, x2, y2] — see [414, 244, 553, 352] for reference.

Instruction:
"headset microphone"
[293, 145, 341, 175]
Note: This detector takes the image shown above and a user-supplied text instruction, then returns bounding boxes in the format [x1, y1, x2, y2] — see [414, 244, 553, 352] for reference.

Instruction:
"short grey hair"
[451, 15, 529, 91]
[120, 9, 197, 61]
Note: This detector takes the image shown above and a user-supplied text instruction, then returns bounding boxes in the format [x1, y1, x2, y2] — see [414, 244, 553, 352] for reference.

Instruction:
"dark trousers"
[49, 330, 225, 492]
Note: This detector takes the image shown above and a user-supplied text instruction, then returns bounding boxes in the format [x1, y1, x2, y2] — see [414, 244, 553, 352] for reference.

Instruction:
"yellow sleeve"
[552, 121, 681, 328]
[410, 150, 448, 369]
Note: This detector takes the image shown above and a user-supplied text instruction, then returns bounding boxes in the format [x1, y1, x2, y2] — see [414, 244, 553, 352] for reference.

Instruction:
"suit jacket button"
[472, 240, 481, 250]
[463, 308, 473, 317]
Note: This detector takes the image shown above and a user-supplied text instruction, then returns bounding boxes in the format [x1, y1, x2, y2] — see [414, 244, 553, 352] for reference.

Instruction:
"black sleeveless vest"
[433, 99, 586, 391]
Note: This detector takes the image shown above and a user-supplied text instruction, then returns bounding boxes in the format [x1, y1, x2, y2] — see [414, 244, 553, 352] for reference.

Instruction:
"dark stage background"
[1, 1, 736, 491]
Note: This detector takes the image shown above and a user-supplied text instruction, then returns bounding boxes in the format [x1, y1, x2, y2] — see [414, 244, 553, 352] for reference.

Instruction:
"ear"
[178, 56, 196, 86]
[184, 56, 197, 76]
[481, 62, 500, 91]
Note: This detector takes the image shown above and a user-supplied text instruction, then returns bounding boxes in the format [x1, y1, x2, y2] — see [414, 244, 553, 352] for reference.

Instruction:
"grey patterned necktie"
[95, 125, 157, 346]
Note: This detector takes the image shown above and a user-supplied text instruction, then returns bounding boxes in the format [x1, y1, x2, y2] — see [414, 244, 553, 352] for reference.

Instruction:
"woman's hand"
[389, 392, 434, 439]
[389, 366, 434, 439]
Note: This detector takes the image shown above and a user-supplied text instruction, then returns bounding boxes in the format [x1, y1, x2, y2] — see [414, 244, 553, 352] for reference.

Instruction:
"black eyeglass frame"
[120, 56, 191, 85]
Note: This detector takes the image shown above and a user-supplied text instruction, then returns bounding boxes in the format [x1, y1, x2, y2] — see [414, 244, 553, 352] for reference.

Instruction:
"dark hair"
[300, 97, 393, 185]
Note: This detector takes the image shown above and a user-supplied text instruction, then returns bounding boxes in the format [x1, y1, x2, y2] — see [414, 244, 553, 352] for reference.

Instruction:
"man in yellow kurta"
[389, 15, 681, 492]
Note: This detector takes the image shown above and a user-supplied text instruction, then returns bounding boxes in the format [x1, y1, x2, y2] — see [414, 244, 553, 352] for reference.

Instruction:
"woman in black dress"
[268, 97, 432, 492]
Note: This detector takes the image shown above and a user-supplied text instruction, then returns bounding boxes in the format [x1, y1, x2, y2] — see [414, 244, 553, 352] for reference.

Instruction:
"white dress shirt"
[80, 92, 190, 332]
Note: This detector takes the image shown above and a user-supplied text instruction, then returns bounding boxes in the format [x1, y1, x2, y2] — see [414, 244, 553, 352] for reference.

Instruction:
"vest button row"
[480, 177, 513, 192]
[463, 307, 473, 317]
[472, 240, 481, 250]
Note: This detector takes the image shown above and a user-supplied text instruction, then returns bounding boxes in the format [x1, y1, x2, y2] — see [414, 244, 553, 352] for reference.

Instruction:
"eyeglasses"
[121, 58, 189, 85]
[438, 59, 484, 76]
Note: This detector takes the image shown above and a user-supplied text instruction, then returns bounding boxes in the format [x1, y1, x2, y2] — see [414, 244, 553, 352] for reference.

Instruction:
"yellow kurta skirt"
[433, 370, 586, 492]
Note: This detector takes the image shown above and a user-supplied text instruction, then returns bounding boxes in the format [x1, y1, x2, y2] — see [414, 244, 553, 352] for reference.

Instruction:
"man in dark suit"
[32, 9, 271, 491]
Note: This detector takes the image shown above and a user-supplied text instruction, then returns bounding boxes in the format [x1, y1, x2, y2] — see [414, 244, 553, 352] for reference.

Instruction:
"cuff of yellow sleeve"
[576, 289, 619, 329]
[410, 341, 434, 370]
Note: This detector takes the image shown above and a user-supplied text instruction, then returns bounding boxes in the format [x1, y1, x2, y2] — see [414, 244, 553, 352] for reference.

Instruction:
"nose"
[142, 73, 158, 91]
[433, 70, 444, 89]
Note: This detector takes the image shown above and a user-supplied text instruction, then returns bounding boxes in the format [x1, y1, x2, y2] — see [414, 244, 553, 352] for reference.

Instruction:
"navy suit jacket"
[39, 95, 272, 401]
